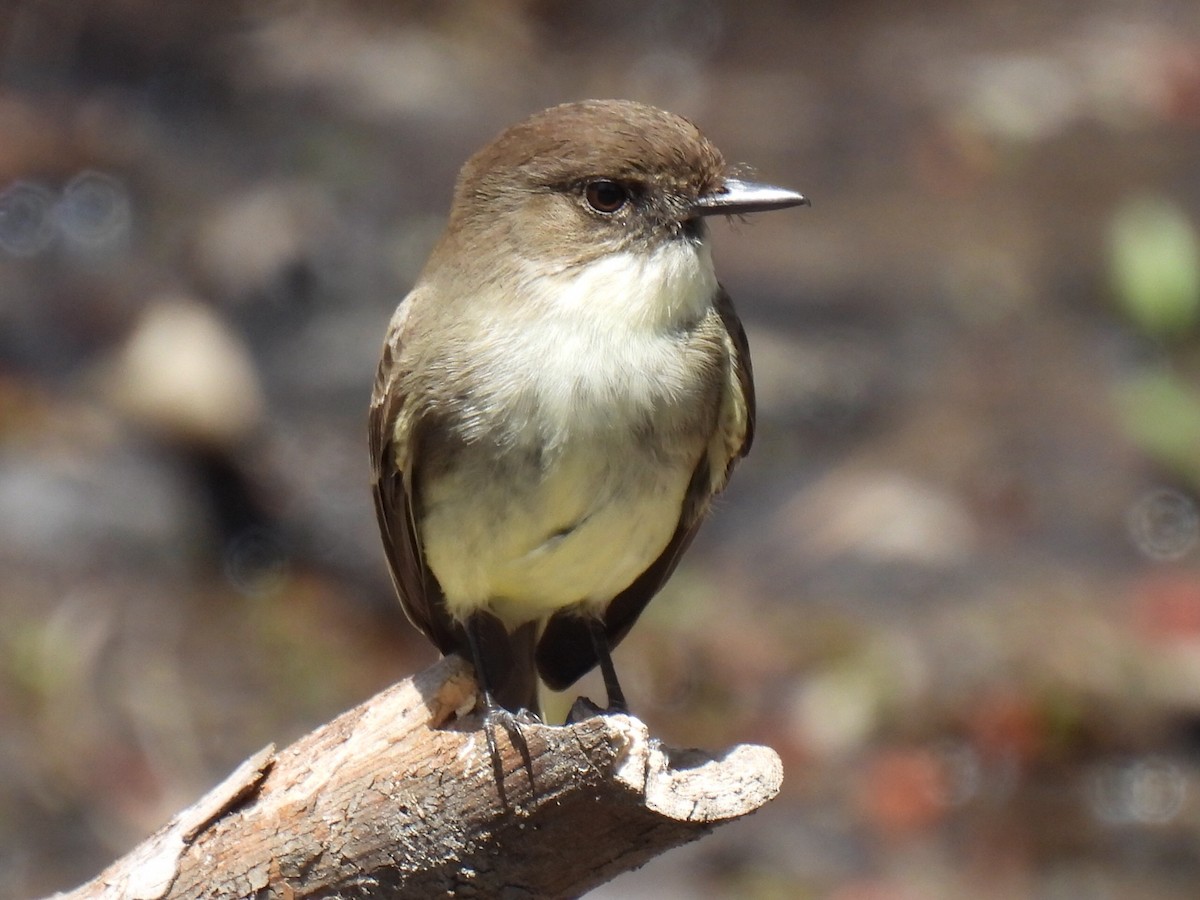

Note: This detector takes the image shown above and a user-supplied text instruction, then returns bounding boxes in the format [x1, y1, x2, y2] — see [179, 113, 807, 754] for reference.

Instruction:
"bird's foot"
[477, 701, 539, 805]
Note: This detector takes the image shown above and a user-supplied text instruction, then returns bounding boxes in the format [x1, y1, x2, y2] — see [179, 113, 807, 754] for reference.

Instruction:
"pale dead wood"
[49, 655, 783, 900]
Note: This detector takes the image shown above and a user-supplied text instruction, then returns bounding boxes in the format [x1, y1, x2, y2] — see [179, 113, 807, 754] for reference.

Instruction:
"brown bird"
[370, 99, 806, 728]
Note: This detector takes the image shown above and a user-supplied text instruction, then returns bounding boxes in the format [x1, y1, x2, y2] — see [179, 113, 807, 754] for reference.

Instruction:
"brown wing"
[535, 286, 756, 690]
[369, 295, 457, 654]
[715, 283, 756, 465]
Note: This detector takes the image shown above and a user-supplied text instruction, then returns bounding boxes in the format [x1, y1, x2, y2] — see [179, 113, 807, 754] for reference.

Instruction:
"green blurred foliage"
[1109, 195, 1200, 340]
[1115, 372, 1200, 489]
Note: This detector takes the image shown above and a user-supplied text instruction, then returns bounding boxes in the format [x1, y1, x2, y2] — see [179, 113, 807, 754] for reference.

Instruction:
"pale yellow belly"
[422, 443, 694, 630]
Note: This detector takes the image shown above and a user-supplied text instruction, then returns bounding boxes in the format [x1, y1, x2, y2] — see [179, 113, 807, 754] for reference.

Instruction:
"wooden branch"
[49, 655, 783, 900]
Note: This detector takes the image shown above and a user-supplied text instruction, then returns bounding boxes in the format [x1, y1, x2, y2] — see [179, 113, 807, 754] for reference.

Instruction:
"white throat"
[529, 238, 718, 331]
[455, 237, 721, 451]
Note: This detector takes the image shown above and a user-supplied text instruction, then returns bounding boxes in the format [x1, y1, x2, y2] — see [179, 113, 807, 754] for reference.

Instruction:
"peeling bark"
[50, 656, 783, 900]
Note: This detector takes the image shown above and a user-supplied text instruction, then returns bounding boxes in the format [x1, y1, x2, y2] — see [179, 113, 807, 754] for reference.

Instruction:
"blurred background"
[2, 1, 1200, 897]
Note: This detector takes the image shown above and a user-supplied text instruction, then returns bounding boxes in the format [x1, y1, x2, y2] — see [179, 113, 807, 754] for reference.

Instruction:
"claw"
[476, 695, 538, 806]
[460, 613, 543, 802]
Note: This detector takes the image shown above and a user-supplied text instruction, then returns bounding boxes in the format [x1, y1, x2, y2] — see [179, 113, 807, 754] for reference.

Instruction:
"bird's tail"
[494, 619, 540, 715]
[464, 614, 541, 716]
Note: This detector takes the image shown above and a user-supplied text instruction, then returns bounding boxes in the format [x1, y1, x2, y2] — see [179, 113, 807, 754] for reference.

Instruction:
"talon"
[475, 703, 536, 805]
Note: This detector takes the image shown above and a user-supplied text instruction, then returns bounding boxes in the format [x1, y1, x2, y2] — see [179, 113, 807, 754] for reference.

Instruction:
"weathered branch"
[50, 655, 783, 899]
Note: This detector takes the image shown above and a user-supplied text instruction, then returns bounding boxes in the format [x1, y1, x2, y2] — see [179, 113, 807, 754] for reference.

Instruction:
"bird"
[370, 99, 806, 732]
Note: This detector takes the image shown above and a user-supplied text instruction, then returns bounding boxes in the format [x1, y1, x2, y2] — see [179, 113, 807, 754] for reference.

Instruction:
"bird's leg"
[587, 616, 628, 714]
[462, 613, 535, 803]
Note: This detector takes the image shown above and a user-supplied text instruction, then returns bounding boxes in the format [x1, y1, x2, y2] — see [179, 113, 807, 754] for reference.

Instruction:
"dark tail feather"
[459, 613, 541, 717]
[495, 620, 540, 715]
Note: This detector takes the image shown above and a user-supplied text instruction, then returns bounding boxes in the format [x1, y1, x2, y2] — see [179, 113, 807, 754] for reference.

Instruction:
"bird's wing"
[713, 281, 756, 470]
[535, 286, 755, 691]
[369, 292, 458, 654]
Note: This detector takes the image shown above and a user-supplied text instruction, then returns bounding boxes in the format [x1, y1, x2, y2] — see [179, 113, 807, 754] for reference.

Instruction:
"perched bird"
[370, 99, 806, 727]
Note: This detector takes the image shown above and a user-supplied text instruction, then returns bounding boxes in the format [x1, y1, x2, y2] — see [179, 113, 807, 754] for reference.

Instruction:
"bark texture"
[50, 655, 783, 900]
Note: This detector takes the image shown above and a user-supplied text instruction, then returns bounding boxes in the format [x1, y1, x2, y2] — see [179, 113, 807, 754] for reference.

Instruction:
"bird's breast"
[462, 237, 726, 448]
[417, 241, 730, 624]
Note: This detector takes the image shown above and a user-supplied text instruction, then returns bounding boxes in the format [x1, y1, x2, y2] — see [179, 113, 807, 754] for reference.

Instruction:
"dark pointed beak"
[692, 178, 809, 216]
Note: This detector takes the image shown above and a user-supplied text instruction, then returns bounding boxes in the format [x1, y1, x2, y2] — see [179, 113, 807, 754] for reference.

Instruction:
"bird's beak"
[691, 178, 809, 216]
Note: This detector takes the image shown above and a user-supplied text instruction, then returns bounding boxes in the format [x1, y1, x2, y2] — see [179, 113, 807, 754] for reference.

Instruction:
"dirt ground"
[3, 1, 1200, 897]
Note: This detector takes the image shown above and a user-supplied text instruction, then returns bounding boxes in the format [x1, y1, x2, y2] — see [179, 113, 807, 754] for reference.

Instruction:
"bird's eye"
[584, 179, 628, 214]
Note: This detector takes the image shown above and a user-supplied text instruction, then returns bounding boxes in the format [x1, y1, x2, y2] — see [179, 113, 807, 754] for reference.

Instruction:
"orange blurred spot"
[1131, 571, 1200, 642]
[967, 687, 1044, 763]
[859, 747, 949, 838]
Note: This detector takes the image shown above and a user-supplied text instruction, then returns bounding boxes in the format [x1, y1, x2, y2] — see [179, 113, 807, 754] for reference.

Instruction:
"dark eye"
[584, 179, 628, 214]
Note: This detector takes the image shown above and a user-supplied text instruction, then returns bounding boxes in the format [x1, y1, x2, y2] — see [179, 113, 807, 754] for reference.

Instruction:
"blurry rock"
[94, 297, 286, 583]
[98, 296, 263, 449]
[778, 469, 978, 567]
